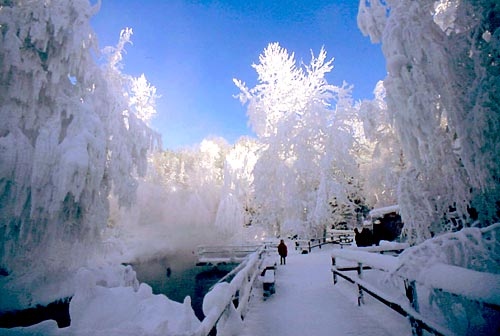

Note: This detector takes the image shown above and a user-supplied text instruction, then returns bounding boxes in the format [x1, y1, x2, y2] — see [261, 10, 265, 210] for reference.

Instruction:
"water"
[0, 298, 71, 328]
[131, 254, 237, 320]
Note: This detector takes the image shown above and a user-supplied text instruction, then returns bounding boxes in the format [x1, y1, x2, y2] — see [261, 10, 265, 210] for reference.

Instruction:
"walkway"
[240, 244, 411, 336]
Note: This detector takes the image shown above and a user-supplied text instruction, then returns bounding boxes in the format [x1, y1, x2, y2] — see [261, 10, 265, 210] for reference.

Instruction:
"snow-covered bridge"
[236, 238, 500, 336]
[195, 244, 262, 266]
[239, 245, 411, 336]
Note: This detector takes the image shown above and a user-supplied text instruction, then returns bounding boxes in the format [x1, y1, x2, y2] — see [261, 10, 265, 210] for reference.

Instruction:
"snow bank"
[0, 263, 139, 311]
[1, 265, 201, 335]
[68, 281, 199, 335]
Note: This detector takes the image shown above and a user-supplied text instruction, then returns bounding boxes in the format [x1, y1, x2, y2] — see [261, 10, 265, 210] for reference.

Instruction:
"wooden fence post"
[405, 280, 422, 336]
[357, 262, 364, 306]
[331, 257, 337, 284]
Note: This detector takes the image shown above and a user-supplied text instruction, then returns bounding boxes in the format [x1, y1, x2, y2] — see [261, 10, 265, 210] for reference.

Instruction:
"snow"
[262, 270, 275, 284]
[393, 224, 500, 280]
[0, 0, 158, 308]
[234, 42, 363, 235]
[215, 303, 245, 336]
[419, 263, 500, 306]
[2, 266, 200, 335]
[2, 234, 499, 335]
[202, 282, 232, 318]
[357, 0, 500, 242]
[332, 249, 400, 272]
[335, 242, 500, 308]
[331, 226, 500, 334]
[367, 204, 400, 218]
[67, 283, 199, 335]
[1, 1, 499, 335]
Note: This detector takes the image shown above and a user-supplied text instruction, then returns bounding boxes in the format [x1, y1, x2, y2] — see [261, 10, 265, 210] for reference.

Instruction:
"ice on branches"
[234, 43, 365, 236]
[0, 0, 158, 307]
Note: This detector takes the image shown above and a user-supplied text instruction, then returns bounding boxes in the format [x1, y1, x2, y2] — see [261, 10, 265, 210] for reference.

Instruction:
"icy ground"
[241, 244, 412, 336]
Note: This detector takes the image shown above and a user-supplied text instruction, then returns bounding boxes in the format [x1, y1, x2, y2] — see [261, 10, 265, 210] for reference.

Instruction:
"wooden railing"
[194, 246, 267, 335]
[196, 244, 262, 266]
[346, 242, 408, 254]
[331, 248, 500, 336]
[326, 229, 355, 245]
[293, 230, 355, 253]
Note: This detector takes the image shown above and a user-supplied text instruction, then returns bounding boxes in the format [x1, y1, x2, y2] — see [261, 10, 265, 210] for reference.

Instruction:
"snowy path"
[240, 245, 411, 336]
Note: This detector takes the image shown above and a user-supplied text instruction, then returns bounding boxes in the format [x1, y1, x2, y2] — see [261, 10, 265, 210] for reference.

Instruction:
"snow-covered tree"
[101, 28, 159, 127]
[358, 0, 500, 243]
[217, 137, 260, 231]
[234, 43, 363, 237]
[149, 137, 229, 206]
[358, 81, 404, 208]
[0, 0, 157, 306]
[128, 74, 159, 125]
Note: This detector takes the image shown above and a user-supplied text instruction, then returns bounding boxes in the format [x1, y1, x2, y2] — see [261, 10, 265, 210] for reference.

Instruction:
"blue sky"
[91, 0, 386, 150]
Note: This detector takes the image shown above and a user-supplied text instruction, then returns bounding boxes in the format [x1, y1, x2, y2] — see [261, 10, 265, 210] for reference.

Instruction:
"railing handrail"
[331, 248, 500, 335]
[293, 231, 355, 253]
[345, 242, 409, 253]
[196, 244, 262, 266]
[331, 249, 500, 306]
[194, 246, 266, 336]
[209, 248, 261, 290]
[331, 249, 399, 272]
[197, 244, 261, 253]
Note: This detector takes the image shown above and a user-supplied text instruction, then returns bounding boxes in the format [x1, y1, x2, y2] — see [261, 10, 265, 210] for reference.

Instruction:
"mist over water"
[106, 180, 269, 266]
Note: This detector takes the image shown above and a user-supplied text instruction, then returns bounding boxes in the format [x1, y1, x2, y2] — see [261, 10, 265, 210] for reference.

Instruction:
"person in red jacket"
[278, 239, 288, 265]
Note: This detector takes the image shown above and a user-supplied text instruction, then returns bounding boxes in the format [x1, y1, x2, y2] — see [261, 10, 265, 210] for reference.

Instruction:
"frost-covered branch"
[0, 0, 158, 307]
[234, 43, 365, 236]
